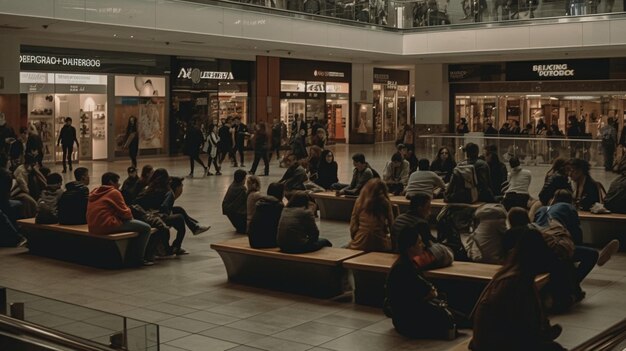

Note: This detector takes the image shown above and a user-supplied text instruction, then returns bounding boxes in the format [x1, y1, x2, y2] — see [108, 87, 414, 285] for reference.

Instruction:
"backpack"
[445, 164, 479, 204]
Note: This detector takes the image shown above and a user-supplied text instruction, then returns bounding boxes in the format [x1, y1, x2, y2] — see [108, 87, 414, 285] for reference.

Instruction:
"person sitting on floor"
[314, 150, 338, 190]
[465, 204, 508, 264]
[222, 169, 248, 234]
[538, 158, 571, 206]
[86, 172, 152, 266]
[169, 176, 210, 236]
[383, 152, 410, 196]
[604, 157, 626, 214]
[470, 230, 565, 351]
[331, 153, 373, 196]
[246, 175, 263, 231]
[405, 158, 446, 199]
[277, 191, 332, 253]
[391, 193, 454, 269]
[248, 183, 285, 249]
[568, 158, 602, 211]
[502, 156, 532, 210]
[136, 168, 189, 256]
[278, 153, 307, 198]
[58, 167, 89, 225]
[348, 179, 395, 252]
[385, 216, 458, 340]
[35, 172, 64, 224]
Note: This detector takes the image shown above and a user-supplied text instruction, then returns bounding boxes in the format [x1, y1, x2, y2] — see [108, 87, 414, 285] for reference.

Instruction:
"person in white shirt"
[502, 156, 532, 210]
[404, 159, 445, 198]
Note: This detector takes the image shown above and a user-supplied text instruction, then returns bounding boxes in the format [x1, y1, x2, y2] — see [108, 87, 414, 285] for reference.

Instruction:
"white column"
[414, 63, 448, 127]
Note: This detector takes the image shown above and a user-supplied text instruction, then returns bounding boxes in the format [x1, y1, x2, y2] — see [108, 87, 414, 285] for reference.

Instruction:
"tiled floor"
[0, 142, 624, 350]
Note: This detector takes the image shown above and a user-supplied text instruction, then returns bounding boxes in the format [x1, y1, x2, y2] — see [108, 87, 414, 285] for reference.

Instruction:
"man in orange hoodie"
[87, 172, 152, 266]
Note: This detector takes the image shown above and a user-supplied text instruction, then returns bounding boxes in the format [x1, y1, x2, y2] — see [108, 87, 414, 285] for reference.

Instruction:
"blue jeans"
[104, 219, 151, 265]
[573, 245, 598, 283]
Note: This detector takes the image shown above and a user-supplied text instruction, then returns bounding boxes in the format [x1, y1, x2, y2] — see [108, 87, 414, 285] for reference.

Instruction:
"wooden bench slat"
[343, 252, 399, 273]
[210, 237, 363, 266]
[578, 211, 626, 221]
[18, 218, 138, 240]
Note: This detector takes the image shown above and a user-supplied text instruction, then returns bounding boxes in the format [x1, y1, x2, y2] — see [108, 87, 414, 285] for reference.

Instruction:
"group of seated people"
[221, 142, 622, 349]
[0, 154, 210, 266]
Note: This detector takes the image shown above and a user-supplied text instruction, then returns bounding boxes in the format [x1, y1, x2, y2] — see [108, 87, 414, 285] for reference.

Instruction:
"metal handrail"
[417, 133, 603, 143]
[0, 313, 118, 351]
[571, 318, 626, 351]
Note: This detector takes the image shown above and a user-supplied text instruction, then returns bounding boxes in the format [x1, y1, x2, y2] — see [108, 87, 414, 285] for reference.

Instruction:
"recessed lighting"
[113, 34, 117, 37]
[130, 35, 134, 38]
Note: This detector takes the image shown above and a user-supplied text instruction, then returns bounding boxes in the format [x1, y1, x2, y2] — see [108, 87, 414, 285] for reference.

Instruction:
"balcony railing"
[182, 0, 624, 29]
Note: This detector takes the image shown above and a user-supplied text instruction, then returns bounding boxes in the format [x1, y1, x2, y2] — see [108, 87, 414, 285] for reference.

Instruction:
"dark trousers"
[62, 144, 73, 170]
[281, 238, 332, 254]
[250, 151, 269, 175]
[172, 206, 199, 232]
[234, 142, 245, 165]
[0, 209, 22, 247]
[603, 145, 615, 171]
[146, 228, 172, 258]
[271, 140, 281, 160]
[219, 146, 235, 165]
[164, 213, 186, 249]
[227, 213, 247, 234]
[573, 245, 598, 283]
[207, 155, 220, 172]
[189, 152, 206, 174]
[129, 143, 138, 168]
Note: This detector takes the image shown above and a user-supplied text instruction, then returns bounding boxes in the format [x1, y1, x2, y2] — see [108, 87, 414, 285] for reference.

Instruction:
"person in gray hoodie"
[35, 173, 64, 224]
[465, 203, 507, 264]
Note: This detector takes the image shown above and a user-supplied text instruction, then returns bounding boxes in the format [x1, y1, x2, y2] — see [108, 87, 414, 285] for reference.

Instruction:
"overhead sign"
[20, 54, 101, 68]
[506, 59, 609, 81]
[177, 68, 234, 83]
[313, 70, 345, 78]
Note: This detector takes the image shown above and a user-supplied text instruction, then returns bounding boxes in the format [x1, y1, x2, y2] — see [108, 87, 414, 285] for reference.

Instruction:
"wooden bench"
[311, 191, 484, 222]
[343, 252, 549, 314]
[210, 237, 363, 298]
[578, 211, 626, 248]
[18, 218, 140, 269]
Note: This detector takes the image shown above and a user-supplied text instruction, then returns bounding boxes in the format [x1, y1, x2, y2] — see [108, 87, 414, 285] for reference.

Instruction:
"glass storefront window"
[281, 80, 305, 92]
[280, 98, 305, 136]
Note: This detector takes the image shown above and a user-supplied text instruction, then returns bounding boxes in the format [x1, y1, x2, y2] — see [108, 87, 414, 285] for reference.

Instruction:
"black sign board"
[373, 68, 410, 85]
[171, 58, 252, 91]
[506, 59, 610, 81]
[448, 64, 504, 82]
[280, 58, 351, 82]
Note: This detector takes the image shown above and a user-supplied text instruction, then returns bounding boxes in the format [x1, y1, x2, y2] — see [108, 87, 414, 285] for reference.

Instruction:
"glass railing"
[416, 133, 606, 167]
[0, 287, 159, 351]
[184, 0, 624, 29]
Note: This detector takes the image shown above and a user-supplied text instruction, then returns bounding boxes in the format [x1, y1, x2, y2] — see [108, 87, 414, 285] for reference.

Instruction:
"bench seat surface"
[210, 237, 363, 266]
[18, 218, 138, 240]
[578, 211, 626, 221]
[312, 192, 485, 209]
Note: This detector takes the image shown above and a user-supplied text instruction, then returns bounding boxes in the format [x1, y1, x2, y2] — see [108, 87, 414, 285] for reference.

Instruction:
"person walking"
[183, 120, 207, 177]
[600, 117, 617, 171]
[124, 116, 139, 168]
[233, 117, 249, 167]
[57, 117, 78, 173]
[218, 118, 235, 166]
[206, 124, 221, 175]
[249, 123, 270, 176]
[270, 118, 283, 161]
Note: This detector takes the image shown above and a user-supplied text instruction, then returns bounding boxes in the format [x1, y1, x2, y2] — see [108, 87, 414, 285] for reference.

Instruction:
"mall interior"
[0, 1, 625, 351]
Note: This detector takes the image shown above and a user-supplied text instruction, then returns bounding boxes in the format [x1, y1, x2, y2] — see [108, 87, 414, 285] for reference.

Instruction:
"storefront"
[448, 59, 626, 136]
[373, 68, 410, 142]
[279, 58, 351, 143]
[19, 46, 170, 162]
[170, 58, 253, 154]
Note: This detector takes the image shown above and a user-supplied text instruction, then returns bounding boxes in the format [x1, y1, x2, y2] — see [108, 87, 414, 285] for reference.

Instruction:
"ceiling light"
[113, 34, 117, 37]
[130, 35, 134, 38]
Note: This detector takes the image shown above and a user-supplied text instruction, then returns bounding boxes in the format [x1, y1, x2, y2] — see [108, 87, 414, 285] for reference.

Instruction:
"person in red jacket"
[87, 172, 152, 266]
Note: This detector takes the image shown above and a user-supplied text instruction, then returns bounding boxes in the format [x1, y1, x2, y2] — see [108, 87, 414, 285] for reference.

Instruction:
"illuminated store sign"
[313, 70, 345, 78]
[532, 64, 574, 77]
[177, 68, 234, 83]
[20, 54, 101, 68]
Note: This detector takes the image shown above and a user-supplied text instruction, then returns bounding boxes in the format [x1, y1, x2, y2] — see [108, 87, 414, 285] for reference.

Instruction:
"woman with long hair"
[538, 158, 572, 205]
[206, 124, 221, 175]
[470, 230, 565, 351]
[306, 145, 323, 176]
[125, 116, 139, 168]
[430, 147, 456, 183]
[314, 150, 338, 189]
[348, 179, 395, 252]
[249, 123, 269, 176]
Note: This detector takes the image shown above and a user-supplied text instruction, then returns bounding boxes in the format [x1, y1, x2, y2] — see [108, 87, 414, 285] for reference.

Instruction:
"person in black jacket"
[484, 145, 508, 198]
[218, 118, 235, 166]
[57, 117, 78, 173]
[121, 166, 139, 205]
[314, 150, 338, 189]
[538, 158, 572, 206]
[233, 117, 249, 167]
[568, 159, 600, 211]
[0, 168, 26, 247]
[222, 169, 248, 234]
[25, 127, 44, 168]
[58, 167, 89, 225]
[248, 183, 284, 248]
[248, 123, 269, 176]
[604, 159, 626, 213]
[430, 147, 456, 183]
[385, 198, 457, 340]
[125, 116, 139, 168]
[184, 120, 207, 177]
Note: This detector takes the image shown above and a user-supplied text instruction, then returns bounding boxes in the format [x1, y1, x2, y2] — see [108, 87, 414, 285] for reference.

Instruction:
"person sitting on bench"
[278, 153, 307, 198]
[568, 159, 601, 211]
[121, 166, 139, 205]
[248, 183, 285, 249]
[383, 152, 410, 196]
[87, 172, 152, 266]
[0, 168, 26, 247]
[277, 191, 331, 253]
[246, 175, 263, 232]
[331, 153, 373, 196]
[169, 176, 210, 236]
[604, 157, 626, 214]
[35, 172, 64, 224]
[222, 169, 248, 234]
[405, 159, 445, 199]
[348, 179, 394, 252]
[502, 156, 532, 210]
[58, 167, 90, 225]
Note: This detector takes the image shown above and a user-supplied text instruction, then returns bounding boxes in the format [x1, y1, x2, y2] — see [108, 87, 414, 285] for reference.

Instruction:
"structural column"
[255, 56, 280, 126]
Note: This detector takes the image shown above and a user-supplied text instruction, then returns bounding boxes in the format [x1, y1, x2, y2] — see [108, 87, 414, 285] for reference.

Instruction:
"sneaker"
[155, 253, 176, 260]
[193, 225, 211, 236]
[174, 247, 189, 256]
[186, 173, 194, 179]
[240, 164, 246, 168]
[206, 171, 214, 176]
[143, 260, 155, 266]
[598, 239, 620, 266]
[16, 237, 27, 248]
[216, 171, 222, 175]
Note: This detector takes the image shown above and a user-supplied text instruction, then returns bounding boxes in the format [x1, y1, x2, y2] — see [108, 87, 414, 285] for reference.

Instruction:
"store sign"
[373, 69, 410, 85]
[19, 72, 106, 94]
[313, 70, 344, 78]
[177, 68, 234, 83]
[506, 59, 609, 81]
[448, 64, 504, 82]
[20, 54, 101, 68]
